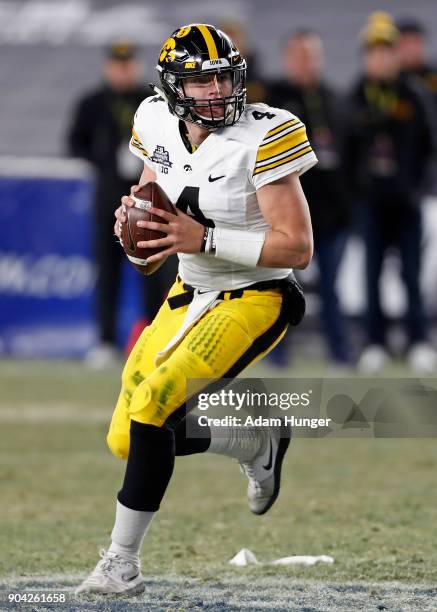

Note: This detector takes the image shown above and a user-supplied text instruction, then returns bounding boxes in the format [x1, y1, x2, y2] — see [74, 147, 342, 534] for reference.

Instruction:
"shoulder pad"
[223, 103, 301, 149]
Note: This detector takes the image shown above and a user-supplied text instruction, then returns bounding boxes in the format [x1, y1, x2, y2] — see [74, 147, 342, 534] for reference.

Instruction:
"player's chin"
[211, 109, 225, 119]
[195, 105, 225, 120]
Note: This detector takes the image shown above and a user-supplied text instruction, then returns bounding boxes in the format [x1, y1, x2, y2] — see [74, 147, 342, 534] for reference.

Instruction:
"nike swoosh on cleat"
[262, 439, 273, 470]
[208, 174, 225, 182]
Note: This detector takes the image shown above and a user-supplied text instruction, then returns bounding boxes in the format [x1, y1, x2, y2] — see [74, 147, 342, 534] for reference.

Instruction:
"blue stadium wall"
[0, 159, 144, 357]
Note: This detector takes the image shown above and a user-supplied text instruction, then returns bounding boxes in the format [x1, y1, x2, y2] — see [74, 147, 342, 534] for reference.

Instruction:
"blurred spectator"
[67, 41, 174, 368]
[349, 12, 437, 373]
[397, 18, 437, 105]
[397, 18, 437, 195]
[219, 19, 267, 102]
[267, 30, 352, 366]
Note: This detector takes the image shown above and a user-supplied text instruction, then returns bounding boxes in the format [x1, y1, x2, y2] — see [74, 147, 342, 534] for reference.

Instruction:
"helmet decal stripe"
[197, 25, 219, 60]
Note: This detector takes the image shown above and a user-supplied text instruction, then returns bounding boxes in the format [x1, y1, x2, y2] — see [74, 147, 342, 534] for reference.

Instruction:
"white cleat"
[75, 549, 145, 597]
[84, 343, 121, 370]
[239, 423, 291, 515]
[358, 345, 389, 374]
[407, 343, 437, 374]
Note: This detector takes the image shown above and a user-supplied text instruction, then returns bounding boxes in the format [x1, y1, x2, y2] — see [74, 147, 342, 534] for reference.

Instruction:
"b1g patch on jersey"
[150, 145, 173, 173]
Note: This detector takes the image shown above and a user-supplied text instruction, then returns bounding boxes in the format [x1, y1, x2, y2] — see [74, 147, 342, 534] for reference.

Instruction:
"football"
[120, 181, 177, 275]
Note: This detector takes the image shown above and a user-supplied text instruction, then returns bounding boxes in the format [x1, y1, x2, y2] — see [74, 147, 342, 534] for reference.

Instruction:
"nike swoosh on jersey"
[262, 439, 273, 471]
[208, 174, 225, 182]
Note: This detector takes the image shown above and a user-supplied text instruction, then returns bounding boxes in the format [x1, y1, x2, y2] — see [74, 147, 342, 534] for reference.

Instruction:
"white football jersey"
[129, 96, 317, 290]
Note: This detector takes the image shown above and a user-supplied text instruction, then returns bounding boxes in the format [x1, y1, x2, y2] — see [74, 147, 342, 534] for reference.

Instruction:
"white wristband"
[214, 228, 266, 267]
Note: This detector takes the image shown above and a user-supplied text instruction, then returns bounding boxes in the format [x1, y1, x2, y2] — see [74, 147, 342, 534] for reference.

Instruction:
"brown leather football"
[120, 182, 177, 275]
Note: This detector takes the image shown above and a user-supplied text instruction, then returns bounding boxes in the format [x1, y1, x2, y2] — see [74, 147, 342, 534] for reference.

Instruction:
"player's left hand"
[136, 206, 204, 262]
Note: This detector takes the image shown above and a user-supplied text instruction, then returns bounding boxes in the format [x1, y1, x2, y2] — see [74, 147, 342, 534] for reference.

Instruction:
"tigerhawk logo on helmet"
[155, 23, 247, 130]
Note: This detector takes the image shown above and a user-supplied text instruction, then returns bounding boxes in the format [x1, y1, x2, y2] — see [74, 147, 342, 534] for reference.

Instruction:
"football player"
[76, 24, 317, 596]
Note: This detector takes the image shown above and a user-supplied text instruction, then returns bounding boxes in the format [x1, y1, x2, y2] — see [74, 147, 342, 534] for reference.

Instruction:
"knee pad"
[127, 381, 162, 426]
[127, 354, 216, 428]
[127, 372, 188, 429]
[106, 431, 130, 460]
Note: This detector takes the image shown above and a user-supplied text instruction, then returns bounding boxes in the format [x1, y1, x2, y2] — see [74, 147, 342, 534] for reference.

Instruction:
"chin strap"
[152, 83, 226, 131]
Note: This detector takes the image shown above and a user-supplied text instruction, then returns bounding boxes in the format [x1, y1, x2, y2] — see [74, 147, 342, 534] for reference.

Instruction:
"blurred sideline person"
[397, 18, 437, 197]
[219, 19, 267, 103]
[349, 13, 436, 373]
[267, 30, 352, 366]
[67, 42, 176, 368]
[397, 18, 437, 107]
[75, 24, 315, 596]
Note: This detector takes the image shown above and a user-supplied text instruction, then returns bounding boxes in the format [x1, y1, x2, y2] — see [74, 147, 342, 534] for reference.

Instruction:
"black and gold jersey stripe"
[253, 146, 313, 175]
[264, 119, 300, 139]
[254, 121, 313, 176]
[130, 129, 149, 158]
[260, 120, 303, 147]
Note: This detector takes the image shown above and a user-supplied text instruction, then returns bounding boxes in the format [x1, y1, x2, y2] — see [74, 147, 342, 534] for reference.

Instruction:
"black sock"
[118, 421, 175, 512]
[174, 413, 211, 456]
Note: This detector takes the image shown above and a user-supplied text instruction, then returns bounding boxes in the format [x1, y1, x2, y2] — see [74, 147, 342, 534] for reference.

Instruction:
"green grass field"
[1, 359, 437, 610]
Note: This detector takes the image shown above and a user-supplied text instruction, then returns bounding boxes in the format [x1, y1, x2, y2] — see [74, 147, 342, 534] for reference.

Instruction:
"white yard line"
[0, 404, 110, 424]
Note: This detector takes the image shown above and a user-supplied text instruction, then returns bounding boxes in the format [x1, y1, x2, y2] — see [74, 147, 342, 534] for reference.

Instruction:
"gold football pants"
[107, 276, 288, 460]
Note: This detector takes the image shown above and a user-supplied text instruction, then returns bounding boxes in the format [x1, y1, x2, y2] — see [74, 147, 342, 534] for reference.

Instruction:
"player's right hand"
[114, 184, 141, 238]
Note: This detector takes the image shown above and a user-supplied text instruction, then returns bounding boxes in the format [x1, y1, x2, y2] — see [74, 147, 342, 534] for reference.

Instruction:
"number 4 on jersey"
[176, 186, 215, 227]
